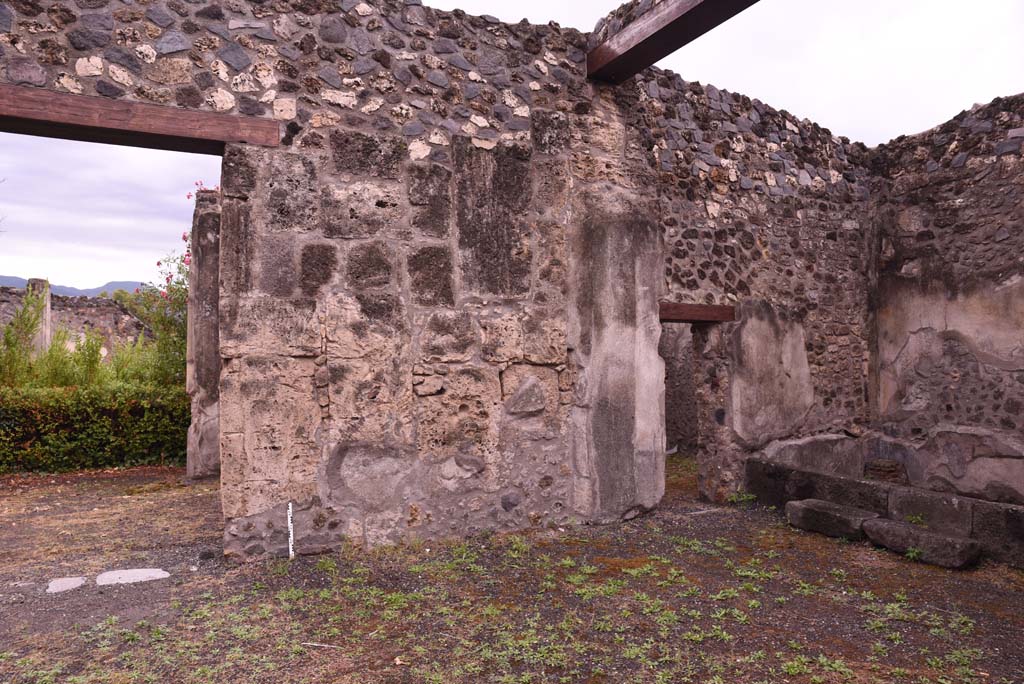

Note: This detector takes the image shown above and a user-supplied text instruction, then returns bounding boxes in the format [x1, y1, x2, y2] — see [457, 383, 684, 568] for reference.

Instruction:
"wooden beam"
[659, 301, 736, 323]
[0, 84, 280, 155]
[588, 0, 761, 84]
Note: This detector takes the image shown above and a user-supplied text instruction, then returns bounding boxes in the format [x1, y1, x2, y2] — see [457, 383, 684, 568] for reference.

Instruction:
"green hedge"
[0, 385, 189, 472]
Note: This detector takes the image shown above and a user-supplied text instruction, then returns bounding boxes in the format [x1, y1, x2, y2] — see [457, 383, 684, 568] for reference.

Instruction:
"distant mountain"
[0, 276, 143, 297]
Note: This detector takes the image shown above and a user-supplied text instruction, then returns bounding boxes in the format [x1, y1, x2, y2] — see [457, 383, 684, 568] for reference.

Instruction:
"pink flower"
[182, 232, 189, 242]
[183, 256, 192, 266]
[186, 192, 193, 200]
[160, 290, 168, 299]
[156, 261, 162, 267]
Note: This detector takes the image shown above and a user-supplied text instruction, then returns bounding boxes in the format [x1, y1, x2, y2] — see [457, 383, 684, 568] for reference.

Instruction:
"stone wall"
[0, 0, 670, 556]
[632, 70, 874, 498]
[866, 95, 1024, 505]
[0, 284, 144, 357]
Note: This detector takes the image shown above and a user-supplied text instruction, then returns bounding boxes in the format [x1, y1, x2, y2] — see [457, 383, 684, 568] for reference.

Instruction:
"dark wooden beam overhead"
[588, 0, 762, 84]
[659, 301, 736, 323]
[0, 84, 280, 155]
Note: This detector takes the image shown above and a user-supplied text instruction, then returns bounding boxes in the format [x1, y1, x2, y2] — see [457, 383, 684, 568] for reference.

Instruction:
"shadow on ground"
[1, 457, 1022, 683]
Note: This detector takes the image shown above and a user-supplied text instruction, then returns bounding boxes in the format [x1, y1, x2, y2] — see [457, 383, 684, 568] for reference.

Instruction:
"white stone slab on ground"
[95, 569, 170, 586]
[46, 576, 87, 593]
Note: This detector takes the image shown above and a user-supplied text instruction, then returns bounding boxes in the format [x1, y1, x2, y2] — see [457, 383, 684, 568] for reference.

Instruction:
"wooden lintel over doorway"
[588, 0, 761, 84]
[0, 84, 280, 155]
[659, 301, 736, 323]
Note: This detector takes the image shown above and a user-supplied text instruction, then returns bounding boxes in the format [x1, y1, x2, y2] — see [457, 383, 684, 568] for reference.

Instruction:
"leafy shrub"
[0, 385, 188, 473]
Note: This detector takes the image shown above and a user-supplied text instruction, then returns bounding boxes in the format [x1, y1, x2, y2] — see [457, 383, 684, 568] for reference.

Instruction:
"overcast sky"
[1, 0, 1021, 288]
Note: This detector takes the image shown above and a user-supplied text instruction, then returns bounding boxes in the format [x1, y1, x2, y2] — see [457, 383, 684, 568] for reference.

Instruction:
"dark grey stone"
[80, 12, 114, 31]
[972, 500, 1024, 568]
[0, 3, 11, 33]
[426, 69, 449, 88]
[888, 487, 972, 536]
[216, 41, 250, 71]
[745, 458, 791, 508]
[349, 29, 373, 55]
[448, 54, 472, 71]
[68, 19, 112, 50]
[995, 139, 1022, 156]
[6, 58, 46, 86]
[145, 5, 175, 27]
[506, 376, 547, 415]
[352, 57, 377, 75]
[156, 30, 190, 54]
[319, 14, 347, 43]
[500, 492, 522, 512]
[863, 519, 981, 569]
[785, 499, 878, 540]
[278, 44, 301, 61]
[433, 38, 457, 54]
[318, 65, 341, 88]
[104, 45, 142, 74]
[95, 79, 125, 98]
[402, 121, 426, 137]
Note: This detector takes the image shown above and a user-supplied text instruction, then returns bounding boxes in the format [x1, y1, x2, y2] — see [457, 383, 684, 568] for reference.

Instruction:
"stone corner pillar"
[25, 278, 51, 356]
[186, 190, 222, 480]
[567, 188, 666, 522]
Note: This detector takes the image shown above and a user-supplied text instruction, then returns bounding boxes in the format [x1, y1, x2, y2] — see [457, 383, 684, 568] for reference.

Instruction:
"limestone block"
[220, 297, 321, 359]
[417, 311, 478, 363]
[322, 181, 405, 239]
[728, 301, 814, 449]
[416, 365, 501, 467]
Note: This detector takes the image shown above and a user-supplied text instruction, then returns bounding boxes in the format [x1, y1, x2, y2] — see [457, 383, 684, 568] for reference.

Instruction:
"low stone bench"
[747, 458, 1024, 569]
[784, 499, 879, 540]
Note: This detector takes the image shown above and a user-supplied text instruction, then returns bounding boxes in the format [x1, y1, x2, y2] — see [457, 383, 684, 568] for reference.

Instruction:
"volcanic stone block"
[863, 519, 982, 569]
[330, 131, 406, 179]
[745, 458, 792, 509]
[972, 500, 1024, 568]
[261, 154, 320, 233]
[888, 487, 972, 537]
[300, 243, 338, 297]
[785, 499, 879, 540]
[408, 245, 454, 306]
[408, 163, 452, 238]
[346, 241, 392, 290]
[786, 469, 892, 515]
[221, 146, 259, 198]
[219, 199, 254, 293]
[454, 139, 533, 297]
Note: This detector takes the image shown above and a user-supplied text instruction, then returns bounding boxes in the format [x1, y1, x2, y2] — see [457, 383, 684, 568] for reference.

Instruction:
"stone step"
[862, 519, 982, 569]
[785, 499, 880, 540]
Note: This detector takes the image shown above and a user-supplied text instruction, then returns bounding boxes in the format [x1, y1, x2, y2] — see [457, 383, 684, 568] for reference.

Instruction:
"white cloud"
[0, 132, 221, 288]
